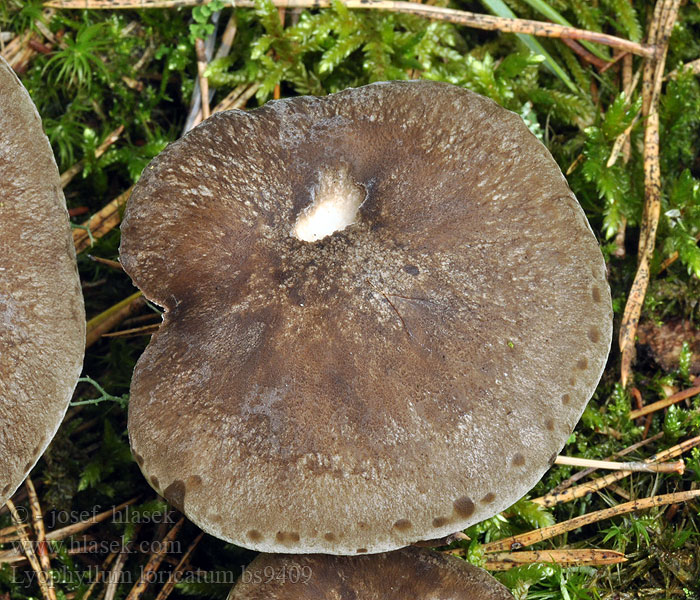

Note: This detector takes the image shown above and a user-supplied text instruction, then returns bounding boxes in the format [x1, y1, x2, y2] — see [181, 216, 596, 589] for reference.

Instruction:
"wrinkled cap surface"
[121, 80, 612, 555]
[228, 547, 513, 600]
[0, 56, 85, 504]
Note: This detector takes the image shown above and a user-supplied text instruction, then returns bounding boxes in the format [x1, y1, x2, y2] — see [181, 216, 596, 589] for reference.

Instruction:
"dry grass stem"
[104, 549, 130, 600]
[195, 38, 210, 120]
[554, 455, 684, 474]
[153, 532, 204, 600]
[658, 232, 700, 273]
[82, 551, 118, 600]
[619, 0, 681, 386]
[629, 385, 700, 419]
[483, 489, 700, 553]
[43, 0, 654, 57]
[4, 499, 52, 600]
[549, 432, 664, 494]
[25, 479, 56, 600]
[102, 323, 161, 338]
[534, 435, 700, 507]
[124, 518, 184, 600]
[87, 255, 124, 270]
[481, 549, 627, 570]
[73, 186, 133, 253]
[86, 292, 145, 348]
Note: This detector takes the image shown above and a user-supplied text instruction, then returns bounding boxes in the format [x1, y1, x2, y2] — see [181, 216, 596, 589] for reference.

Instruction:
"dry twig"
[534, 435, 700, 507]
[25, 479, 56, 600]
[483, 489, 700, 552]
[153, 532, 204, 600]
[86, 292, 145, 348]
[554, 455, 684, 474]
[628, 385, 700, 419]
[73, 186, 133, 253]
[619, 0, 681, 386]
[44, 0, 653, 57]
[482, 548, 627, 570]
[124, 518, 184, 600]
[4, 499, 51, 600]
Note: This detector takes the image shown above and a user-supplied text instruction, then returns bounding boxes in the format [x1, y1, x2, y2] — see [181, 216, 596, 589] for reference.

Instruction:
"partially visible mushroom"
[0, 56, 85, 504]
[120, 80, 612, 554]
[228, 547, 513, 599]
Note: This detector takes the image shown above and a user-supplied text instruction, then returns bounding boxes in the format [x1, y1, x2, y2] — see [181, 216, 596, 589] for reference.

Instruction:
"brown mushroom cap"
[120, 80, 612, 555]
[228, 547, 513, 599]
[0, 56, 85, 504]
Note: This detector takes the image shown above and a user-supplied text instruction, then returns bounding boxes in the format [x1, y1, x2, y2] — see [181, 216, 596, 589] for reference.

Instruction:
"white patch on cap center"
[292, 169, 365, 242]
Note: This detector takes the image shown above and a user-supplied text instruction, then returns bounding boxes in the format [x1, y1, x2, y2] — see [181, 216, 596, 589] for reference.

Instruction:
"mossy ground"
[1, 1, 699, 598]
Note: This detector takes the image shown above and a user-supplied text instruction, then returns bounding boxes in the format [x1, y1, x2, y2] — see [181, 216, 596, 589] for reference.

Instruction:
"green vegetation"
[1, 0, 699, 598]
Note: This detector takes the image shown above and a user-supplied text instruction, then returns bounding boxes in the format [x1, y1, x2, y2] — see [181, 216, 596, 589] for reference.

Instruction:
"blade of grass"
[480, 0, 578, 92]
[519, 0, 610, 61]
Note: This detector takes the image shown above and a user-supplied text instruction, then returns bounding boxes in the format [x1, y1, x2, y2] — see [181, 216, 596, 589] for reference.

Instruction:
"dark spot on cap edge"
[163, 479, 185, 511]
[432, 516, 450, 528]
[324, 532, 336, 542]
[403, 264, 419, 276]
[545, 418, 555, 431]
[453, 496, 475, 518]
[357, 548, 368, 553]
[577, 357, 589, 370]
[512, 453, 525, 466]
[133, 452, 144, 467]
[562, 393, 571, 405]
[276, 531, 300, 543]
[592, 286, 602, 303]
[393, 519, 412, 531]
[247, 530, 262, 541]
[588, 327, 601, 343]
[481, 492, 496, 503]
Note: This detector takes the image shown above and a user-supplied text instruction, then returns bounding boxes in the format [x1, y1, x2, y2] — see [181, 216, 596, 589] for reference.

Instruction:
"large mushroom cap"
[0, 56, 85, 504]
[228, 547, 513, 599]
[121, 80, 612, 555]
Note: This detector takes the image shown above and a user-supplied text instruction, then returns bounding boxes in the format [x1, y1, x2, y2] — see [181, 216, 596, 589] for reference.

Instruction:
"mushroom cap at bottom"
[0, 56, 85, 504]
[228, 548, 513, 600]
[121, 80, 613, 555]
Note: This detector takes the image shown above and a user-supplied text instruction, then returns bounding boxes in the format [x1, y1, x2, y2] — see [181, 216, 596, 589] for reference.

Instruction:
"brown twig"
[43, 0, 653, 57]
[628, 385, 700, 419]
[483, 489, 700, 553]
